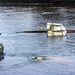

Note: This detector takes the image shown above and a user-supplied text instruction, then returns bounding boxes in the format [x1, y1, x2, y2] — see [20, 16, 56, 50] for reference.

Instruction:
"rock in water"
[0, 43, 4, 54]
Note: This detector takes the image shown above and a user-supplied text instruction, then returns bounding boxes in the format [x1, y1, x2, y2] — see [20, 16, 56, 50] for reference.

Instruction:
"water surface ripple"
[0, 6, 75, 75]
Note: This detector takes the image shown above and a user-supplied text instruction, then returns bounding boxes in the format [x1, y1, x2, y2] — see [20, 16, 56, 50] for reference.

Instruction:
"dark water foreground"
[0, 5, 75, 75]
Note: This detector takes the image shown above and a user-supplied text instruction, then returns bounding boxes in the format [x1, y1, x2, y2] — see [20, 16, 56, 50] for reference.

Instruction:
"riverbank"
[0, 3, 75, 6]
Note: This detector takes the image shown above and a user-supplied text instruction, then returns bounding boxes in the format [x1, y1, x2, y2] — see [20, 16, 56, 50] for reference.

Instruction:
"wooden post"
[67, 29, 75, 33]
[16, 29, 75, 33]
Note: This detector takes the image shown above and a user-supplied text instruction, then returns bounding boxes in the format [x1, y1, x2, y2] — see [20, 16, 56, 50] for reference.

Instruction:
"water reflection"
[47, 36, 66, 43]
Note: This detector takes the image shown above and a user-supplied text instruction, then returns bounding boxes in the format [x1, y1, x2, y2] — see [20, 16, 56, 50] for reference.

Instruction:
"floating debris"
[47, 23, 67, 36]
[31, 57, 43, 61]
[31, 56, 51, 61]
[16, 23, 75, 35]
[31, 56, 72, 62]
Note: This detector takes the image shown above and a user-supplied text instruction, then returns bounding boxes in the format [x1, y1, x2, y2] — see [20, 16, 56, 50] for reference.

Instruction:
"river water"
[0, 5, 75, 75]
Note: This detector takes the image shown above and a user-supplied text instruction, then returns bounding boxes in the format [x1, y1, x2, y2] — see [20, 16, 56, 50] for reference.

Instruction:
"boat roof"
[47, 23, 63, 26]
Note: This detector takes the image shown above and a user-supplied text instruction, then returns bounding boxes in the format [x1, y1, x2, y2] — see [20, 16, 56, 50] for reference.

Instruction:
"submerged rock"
[0, 43, 4, 54]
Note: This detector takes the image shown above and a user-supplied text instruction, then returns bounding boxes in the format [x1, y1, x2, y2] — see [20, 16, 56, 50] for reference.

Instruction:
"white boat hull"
[47, 23, 66, 36]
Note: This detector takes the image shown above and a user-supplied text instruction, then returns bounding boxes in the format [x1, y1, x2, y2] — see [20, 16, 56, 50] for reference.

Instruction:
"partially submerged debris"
[31, 56, 51, 61]
[47, 23, 66, 36]
[31, 57, 43, 61]
[31, 56, 72, 62]
[0, 43, 4, 54]
[0, 53, 4, 61]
